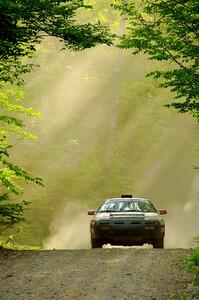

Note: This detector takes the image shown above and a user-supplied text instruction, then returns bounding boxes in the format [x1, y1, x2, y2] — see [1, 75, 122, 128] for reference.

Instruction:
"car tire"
[91, 238, 103, 248]
[153, 238, 164, 249]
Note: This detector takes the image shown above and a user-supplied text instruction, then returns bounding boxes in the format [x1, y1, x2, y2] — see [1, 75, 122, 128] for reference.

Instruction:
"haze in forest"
[10, 33, 198, 250]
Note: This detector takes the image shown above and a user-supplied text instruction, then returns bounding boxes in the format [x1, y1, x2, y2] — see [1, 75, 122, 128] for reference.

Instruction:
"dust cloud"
[43, 203, 91, 249]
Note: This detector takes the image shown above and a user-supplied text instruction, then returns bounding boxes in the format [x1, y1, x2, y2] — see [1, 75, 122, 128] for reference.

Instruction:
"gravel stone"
[0, 249, 198, 300]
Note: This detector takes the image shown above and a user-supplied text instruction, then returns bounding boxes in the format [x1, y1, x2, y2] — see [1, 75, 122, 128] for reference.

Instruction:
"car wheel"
[91, 238, 103, 248]
[153, 238, 164, 249]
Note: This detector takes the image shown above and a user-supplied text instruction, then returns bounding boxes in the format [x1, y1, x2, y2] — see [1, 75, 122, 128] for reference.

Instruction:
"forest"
[0, 0, 198, 259]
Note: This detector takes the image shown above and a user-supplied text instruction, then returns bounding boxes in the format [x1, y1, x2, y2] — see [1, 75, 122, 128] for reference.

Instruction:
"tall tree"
[115, 0, 199, 120]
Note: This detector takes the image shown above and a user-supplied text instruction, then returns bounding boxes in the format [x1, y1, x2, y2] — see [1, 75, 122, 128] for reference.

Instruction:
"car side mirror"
[87, 210, 96, 216]
[159, 209, 167, 215]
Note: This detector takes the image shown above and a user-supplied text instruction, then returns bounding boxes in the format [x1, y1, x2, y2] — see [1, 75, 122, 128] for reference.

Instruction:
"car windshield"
[98, 199, 157, 213]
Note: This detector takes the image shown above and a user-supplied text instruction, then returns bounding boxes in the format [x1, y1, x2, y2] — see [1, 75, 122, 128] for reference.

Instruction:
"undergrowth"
[185, 237, 199, 291]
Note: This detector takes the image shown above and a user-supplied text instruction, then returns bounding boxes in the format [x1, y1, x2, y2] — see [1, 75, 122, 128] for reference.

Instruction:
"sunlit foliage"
[0, 85, 43, 230]
[0, 0, 112, 85]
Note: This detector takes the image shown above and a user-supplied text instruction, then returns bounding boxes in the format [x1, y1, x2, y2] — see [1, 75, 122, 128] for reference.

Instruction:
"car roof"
[105, 197, 150, 202]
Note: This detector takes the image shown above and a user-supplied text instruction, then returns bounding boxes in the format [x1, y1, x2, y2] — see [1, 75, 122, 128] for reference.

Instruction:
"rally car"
[88, 195, 167, 249]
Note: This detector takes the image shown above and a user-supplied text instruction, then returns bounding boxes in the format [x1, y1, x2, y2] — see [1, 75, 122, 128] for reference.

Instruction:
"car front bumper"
[90, 219, 165, 245]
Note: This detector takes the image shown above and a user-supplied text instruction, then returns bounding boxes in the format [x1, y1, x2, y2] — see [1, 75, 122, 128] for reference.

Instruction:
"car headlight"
[95, 213, 110, 221]
[145, 215, 161, 221]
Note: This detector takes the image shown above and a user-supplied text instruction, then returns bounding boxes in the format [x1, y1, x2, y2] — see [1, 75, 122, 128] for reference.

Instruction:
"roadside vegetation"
[185, 237, 199, 291]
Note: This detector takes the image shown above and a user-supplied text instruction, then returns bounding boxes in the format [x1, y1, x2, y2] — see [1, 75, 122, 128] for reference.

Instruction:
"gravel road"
[0, 249, 198, 300]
